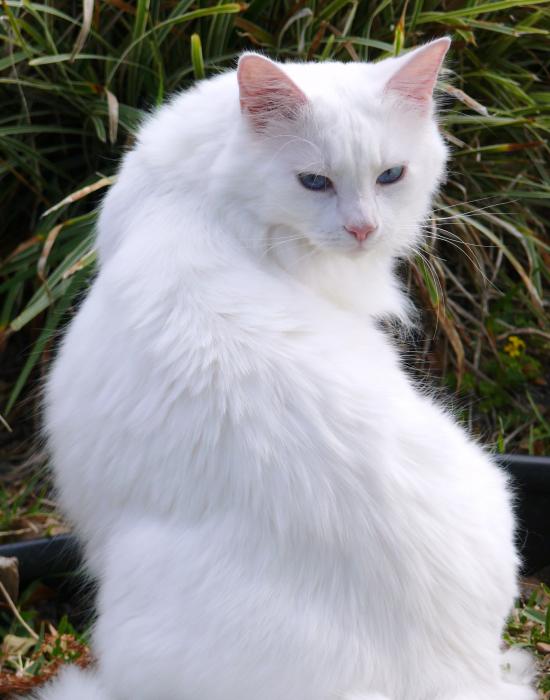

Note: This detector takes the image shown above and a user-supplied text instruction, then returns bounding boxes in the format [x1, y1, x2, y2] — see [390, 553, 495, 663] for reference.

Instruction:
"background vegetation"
[1, 0, 549, 457]
[0, 0, 549, 693]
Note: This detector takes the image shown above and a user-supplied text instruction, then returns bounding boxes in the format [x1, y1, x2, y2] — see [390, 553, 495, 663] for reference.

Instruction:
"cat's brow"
[264, 133, 326, 167]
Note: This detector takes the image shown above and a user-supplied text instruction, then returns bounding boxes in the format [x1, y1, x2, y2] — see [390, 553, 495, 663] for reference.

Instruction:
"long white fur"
[33, 41, 536, 699]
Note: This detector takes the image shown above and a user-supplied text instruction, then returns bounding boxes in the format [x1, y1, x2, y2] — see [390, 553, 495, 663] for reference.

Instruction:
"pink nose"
[345, 223, 377, 242]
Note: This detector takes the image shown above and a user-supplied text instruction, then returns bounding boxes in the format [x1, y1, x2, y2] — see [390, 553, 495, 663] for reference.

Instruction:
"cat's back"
[45, 226, 406, 562]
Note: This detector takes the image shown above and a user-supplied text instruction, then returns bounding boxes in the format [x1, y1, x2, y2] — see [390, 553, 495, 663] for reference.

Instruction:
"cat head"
[100, 41, 451, 318]
[228, 39, 450, 267]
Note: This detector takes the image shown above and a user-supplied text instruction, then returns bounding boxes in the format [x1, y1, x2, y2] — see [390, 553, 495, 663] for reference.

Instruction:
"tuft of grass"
[0, 0, 549, 451]
[505, 583, 550, 696]
[0, 586, 92, 695]
[0, 471, 68, 543]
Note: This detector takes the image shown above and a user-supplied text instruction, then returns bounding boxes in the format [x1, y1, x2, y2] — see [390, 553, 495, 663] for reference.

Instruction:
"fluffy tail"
[22, 647, 535, 700]
[501, 647, 537, 687]
[26, 666, 108, 700]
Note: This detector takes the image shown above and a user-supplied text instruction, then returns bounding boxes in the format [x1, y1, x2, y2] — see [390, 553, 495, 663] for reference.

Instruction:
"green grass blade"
[190, 33, 205, 81]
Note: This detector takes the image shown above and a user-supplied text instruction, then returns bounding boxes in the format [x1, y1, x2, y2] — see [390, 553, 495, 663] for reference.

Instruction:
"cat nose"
[345, 222, 377, 242]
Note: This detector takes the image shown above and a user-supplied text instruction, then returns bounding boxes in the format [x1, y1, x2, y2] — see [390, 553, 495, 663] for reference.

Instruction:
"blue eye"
[377, 166, 405, 185]
[298, 173, 333, 191]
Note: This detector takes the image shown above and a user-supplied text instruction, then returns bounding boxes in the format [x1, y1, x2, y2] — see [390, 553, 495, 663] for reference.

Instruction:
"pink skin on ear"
[386, 37, 451, 109]
[237, 54, 308, 130]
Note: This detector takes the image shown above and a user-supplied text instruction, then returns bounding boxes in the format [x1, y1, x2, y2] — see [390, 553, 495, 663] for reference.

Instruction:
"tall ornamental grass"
[1, 0, 549, 452]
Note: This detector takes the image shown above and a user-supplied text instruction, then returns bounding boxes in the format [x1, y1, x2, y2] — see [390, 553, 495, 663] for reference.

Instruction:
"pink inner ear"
[238, 54, 307, 130]
[386, 38, 450, 107]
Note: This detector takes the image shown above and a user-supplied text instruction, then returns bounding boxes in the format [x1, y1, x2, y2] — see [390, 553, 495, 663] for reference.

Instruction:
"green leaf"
[318, 0, 355, 22]
[106, 4, 243, 87]
[416, 255, 440, 306]
[522, 608, 546, 626]
[418, 0, 550, 23]
[5, 275, 82, 414]
[190, 33, 205, 81]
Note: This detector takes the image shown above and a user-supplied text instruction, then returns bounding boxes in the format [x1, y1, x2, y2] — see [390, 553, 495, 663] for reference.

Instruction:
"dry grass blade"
[41, 177, 115, 218]
[61, 249, 97, 280]
[105, 89, 119, 144]
[70, 0, 94, 62]
[0, 413, 13, 433]
[0, 581, 38, 641]
[441, 84, 489, 116]
[37, 224, 64, 283]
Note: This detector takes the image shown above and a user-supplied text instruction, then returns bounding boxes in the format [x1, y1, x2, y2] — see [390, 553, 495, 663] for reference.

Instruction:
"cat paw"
[446, 684, 538, 700]
[25, 666, 108, 699]
[496, 686, 538, 700]
[500, 647, 537, 686]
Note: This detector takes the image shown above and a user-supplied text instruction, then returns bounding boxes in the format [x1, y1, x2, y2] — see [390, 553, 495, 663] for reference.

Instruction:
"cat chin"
[263, 225, 410, 321]
[290, 248, 410, 322]
[313, 234, 383, 257]
[268, 226, 391, 270]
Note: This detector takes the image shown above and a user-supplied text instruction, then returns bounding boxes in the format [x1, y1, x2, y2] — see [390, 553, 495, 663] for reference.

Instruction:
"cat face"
[235, 40, 449, 262]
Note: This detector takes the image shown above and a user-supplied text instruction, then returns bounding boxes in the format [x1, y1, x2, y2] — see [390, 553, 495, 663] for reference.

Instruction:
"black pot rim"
[1, 454, 549, 581]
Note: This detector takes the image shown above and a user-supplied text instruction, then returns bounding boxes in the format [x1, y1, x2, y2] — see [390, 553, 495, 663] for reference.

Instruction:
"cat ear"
[237, 53, 307, 131]
[385, 37, 450, 111]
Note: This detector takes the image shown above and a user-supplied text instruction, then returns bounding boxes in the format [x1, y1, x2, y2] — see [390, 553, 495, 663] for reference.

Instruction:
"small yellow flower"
[503, 335, 526, 358]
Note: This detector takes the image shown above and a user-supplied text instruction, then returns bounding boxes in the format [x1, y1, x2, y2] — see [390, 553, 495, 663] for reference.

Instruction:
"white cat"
[34, 39, 536, 700]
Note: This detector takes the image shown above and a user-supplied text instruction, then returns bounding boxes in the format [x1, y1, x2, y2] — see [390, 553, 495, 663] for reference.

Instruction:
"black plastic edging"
[497, 454, 550, 493]
[0, 533, 82, 583]
[0, 455, 548, 582]
[497, 455, 550, 575]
